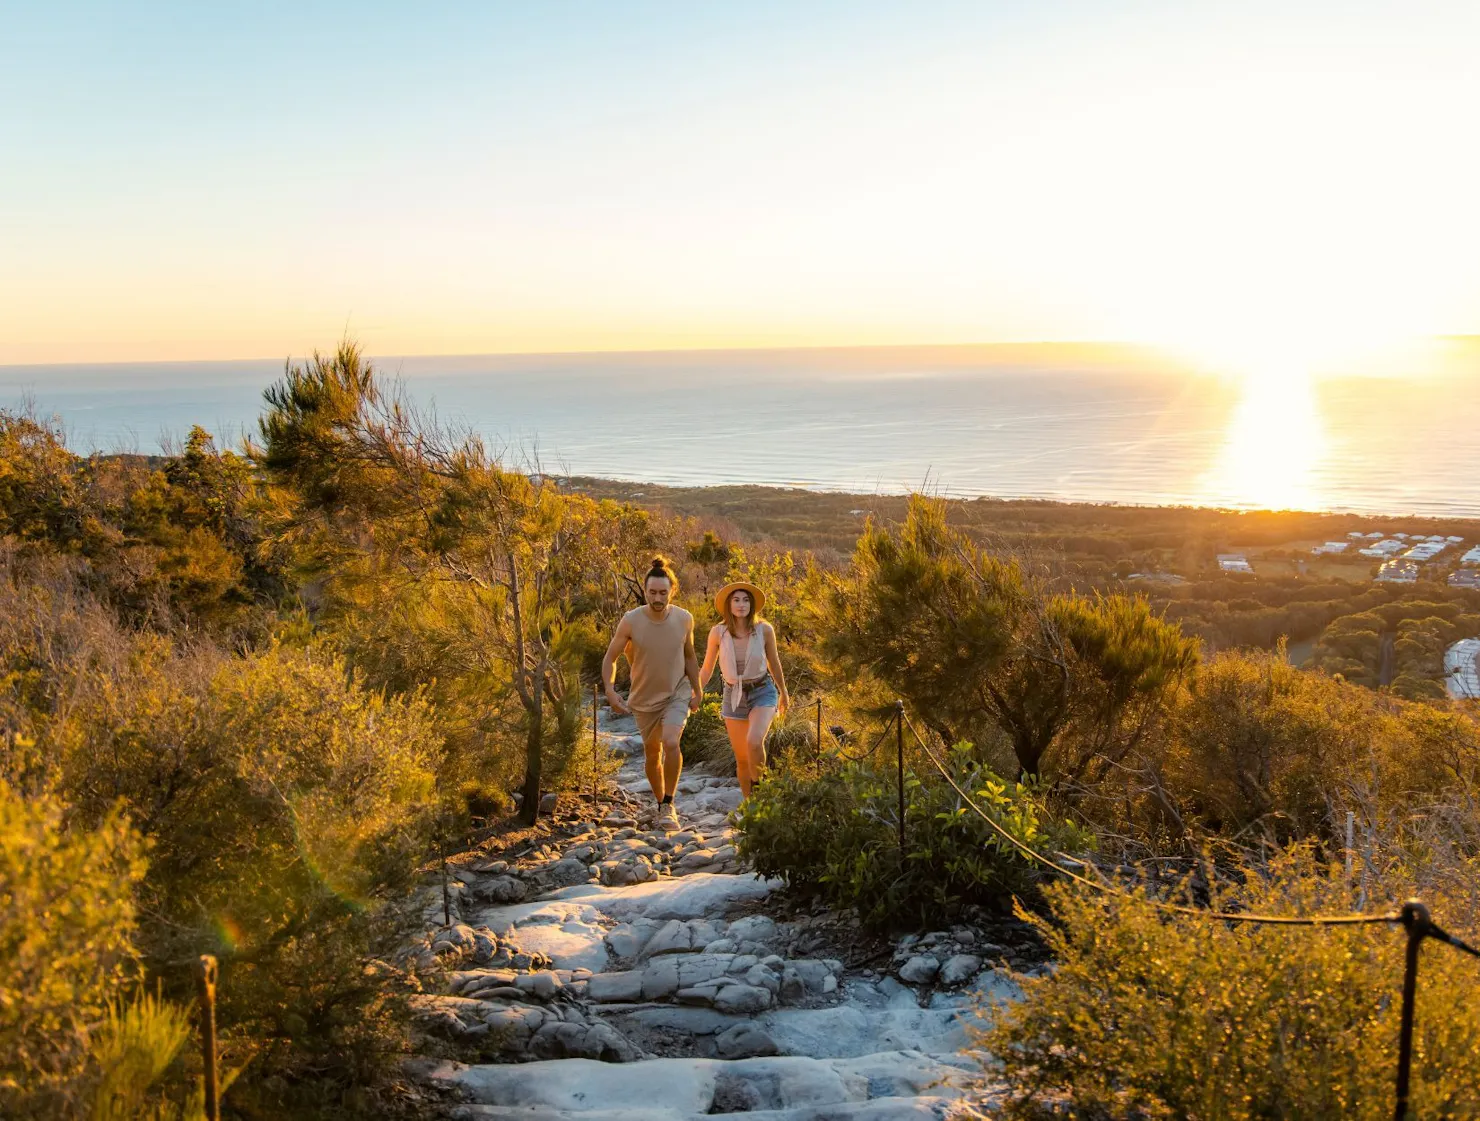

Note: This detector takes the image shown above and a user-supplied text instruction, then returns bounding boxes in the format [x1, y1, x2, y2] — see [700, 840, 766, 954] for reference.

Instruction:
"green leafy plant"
[735, 744, 1092, 928]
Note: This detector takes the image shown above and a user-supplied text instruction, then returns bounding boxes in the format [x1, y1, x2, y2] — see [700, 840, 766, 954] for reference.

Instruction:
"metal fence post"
[895, 700, 906, 854]
[1394, 899, 1430, 1121]
[195, 954, 220, 1121]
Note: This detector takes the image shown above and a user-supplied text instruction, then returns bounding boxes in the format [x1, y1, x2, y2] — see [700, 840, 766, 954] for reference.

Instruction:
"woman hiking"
[699, 580, 790, 799]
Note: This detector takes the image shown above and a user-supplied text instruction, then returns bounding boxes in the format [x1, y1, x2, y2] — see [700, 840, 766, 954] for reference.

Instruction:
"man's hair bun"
[645, 555, 678, 589]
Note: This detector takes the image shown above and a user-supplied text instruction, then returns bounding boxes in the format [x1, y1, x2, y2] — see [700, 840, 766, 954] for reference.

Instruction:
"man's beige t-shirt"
[623, 605, 693, 712]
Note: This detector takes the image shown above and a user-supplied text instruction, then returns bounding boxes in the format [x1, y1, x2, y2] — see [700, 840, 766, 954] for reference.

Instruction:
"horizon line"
[6, 334, 1479, 370]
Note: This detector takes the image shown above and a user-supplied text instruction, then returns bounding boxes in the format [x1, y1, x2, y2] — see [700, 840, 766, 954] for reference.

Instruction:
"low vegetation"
[4, 340, 1479, 1114]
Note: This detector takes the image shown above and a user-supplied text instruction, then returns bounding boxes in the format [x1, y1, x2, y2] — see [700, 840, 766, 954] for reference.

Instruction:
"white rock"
[641, 957, 681, 1000]
[898, 955, 941, 985]
[715, 1022, 780, 1058]
[727, 915, 778, 945]
[547, 871, 777, 923]
[938, 953, 982, 988]
[604, 924, 645, 961]
[515, 971, 563, 1000]
[587, 971, 643, 1003]
[714, 982, 772, 1013]
[644, 918, 695, 956]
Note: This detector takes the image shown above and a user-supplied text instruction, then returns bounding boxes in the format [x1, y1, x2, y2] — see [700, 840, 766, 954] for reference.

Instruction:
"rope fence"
[806, 694, 1480, 1121]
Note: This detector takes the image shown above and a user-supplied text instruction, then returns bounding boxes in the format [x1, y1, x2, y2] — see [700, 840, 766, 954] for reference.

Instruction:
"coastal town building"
[1445, 638, 1480, 700]
[1403, 540, 1449, 561]
[1358, 539, 1405, 558]
[1310, 541, 1350, 555]
[1450, 570, 1480, 590]
[1376, 559, 1419, 583]
[1217, 554, 1254, 574]
[1461, 546, 1480, 566]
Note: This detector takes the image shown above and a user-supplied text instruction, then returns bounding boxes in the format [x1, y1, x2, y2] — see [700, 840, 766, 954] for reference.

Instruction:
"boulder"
[544, 858, 591, 888]
[474, 875, 527, 904]
[727, 915, 778, 945]
[539, 792, 560, 813]
[899, 954, 941, 984]
[939, 953, 983, 987]
[603, 924, 646, 962]
[644, 918, 695, 956]
[715, 1022, 780, 1059]
[713, 982, 772, 1013]
[587, 971, 643, 1003]
[640, 956, 680, 1000]
[515, 971, 564, 1000]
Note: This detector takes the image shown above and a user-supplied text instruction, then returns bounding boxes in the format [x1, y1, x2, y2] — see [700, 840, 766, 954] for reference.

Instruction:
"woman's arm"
[699, 625, 722, 688]
[762, 622, 789, 713]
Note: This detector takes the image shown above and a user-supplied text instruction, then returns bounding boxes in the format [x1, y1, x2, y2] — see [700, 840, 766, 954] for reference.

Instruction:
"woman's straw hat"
[714, 580, 766, 617]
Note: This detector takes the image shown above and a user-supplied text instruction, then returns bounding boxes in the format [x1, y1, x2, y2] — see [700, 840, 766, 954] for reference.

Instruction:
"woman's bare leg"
[724, 716, 754, 796]
[745, 706, 777, 790]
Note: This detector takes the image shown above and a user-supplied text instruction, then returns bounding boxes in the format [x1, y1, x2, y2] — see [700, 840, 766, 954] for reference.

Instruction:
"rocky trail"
[402, 708, 1027, 1120]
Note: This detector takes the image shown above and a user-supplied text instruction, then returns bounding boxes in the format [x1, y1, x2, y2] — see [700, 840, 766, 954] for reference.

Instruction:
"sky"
[3, 0, 1479, 366]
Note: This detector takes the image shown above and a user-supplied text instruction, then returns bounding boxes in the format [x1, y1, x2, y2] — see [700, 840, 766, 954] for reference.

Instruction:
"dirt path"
[400, 706, 1024, 1119]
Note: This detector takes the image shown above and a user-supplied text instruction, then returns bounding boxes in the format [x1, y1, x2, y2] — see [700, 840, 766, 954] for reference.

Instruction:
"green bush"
[735, 744, 1092, 929]
[0, 778, 155, 1118]
[980, 849, 1480, 1119]
[681, 697, 732, 771]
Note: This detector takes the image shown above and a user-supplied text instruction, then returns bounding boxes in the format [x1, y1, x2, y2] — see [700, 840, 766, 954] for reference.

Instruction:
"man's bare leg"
[660, 725, 685, 803]
[642, 724, 669, 803]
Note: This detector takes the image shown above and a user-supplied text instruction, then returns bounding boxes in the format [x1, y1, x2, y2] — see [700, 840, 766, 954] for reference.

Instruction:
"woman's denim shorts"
[722, 674, 779, 719]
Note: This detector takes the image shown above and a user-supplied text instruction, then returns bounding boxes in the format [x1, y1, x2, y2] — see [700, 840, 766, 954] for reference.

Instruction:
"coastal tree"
[820, 496, 1197, 781]
[256, 342, 606, 822]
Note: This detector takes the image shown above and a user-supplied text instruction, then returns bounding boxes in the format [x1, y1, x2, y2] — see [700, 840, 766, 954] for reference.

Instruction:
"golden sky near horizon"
[3, 2, 1479, 370]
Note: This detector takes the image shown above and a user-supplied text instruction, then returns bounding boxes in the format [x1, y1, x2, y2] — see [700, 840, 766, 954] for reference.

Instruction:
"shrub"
[681, 696, 732, 771]
[0, 779, 151, 1118]
[979, 849, 1480, 1119]
[735, 744, 1092, 929]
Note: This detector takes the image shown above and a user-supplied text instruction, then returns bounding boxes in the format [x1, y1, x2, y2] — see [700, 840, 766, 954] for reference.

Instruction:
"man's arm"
[684, 614, 703, 711]
[601, 616, 633, 715]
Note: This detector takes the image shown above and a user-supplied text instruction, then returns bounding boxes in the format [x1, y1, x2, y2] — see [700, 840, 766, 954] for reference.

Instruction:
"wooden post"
[592, 681, 600, 807]
[440, 831, 451, 928]
[815, 697, 823, 757]
[195, 955, 220, 1121]
[1344, 810, 1355, 890]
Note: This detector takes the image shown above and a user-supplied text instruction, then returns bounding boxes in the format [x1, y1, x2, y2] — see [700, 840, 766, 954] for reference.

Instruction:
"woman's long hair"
[721, 588, 764, 639]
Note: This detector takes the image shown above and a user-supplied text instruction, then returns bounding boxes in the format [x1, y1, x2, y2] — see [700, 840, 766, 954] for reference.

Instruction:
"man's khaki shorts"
[633, 682, 693, 742]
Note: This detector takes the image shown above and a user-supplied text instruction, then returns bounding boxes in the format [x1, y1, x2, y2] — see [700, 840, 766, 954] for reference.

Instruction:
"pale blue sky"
[4, 1, 1478, 364]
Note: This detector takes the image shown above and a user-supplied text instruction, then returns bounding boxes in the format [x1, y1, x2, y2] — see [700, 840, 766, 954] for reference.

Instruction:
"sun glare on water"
[1201, 367, 1327, 512]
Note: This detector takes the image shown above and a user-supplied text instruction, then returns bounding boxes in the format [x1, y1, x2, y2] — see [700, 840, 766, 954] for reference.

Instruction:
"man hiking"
[601, 555, 702, 829]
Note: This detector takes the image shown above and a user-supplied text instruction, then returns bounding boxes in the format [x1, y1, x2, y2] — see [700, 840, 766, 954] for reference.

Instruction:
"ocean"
[4, 343, 1478, 517]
